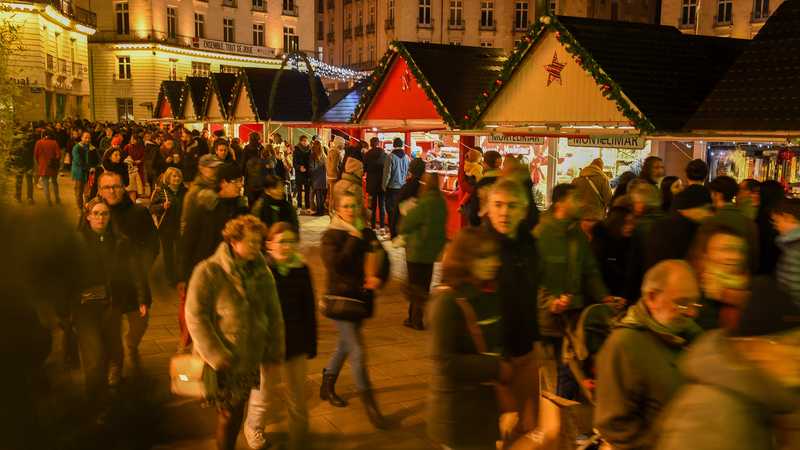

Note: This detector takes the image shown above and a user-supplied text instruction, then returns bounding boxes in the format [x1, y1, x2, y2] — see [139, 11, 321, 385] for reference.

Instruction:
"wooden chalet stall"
[683, 1, 800, 195]
[467, 15, 746, 206]
[351, 42, 506, 236]
[182, 76, 211, 130]
[203, 72, 238, 136]
[153, 80, 186, 124]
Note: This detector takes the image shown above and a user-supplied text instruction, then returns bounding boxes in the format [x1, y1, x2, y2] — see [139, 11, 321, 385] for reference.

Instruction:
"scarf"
[329, 212, 364, 233]
[619, 300, 702, 347]
[270, 253, 304, 277]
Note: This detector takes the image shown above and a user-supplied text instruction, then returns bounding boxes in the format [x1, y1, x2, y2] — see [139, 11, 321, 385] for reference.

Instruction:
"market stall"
[203, 72, 238, 136]
[182, 76, 211, 131]
[152, 80, 186, 124]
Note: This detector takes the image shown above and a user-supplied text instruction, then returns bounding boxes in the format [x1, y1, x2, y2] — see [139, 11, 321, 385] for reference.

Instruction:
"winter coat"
[245, 155, 272, 196]
[776, 227, 800, 307]
[591, 224, 631, 298]
[268, 258, 317, 360]
[124, 143, 146, 177]
[71, 142, 96, 182]
[326, 144, 343, 181]
[656, 330, 800, 450]
[466, 169, 501, 226]
[572, 164, 612, 214]
[34, 138, 61, 177]
[625, 209, 665, 302]
[76, 227, 147, 314]
[386, 148, 409, 190]
[185, 242, 285, 373]
[240, 142, 263, 173]
[310, 158, 327, 190]
[595, 301, 702, 450]
[149, 184, 188, 238]
[8, 132, 35, 172]
[363, 147, 386, 195]
[399, 189, 447, 264]
[646, 213, 701, 268]
[251, 194, 299, 234]
[706, 203, 760, 273]
[320, 226, 380, 318]
[427, 284, 504, 448]
[178, 188, 248, 283]
[181, 139, 201, 182]
[757, 210, 782, 275]
[535, 217, 608, 331]
[143, 140, 159, 181]
[102, 153, 130, 187]
[109, 197, 159, 262]
[293, 145, 311, 180]
[483, 221, 540, 357]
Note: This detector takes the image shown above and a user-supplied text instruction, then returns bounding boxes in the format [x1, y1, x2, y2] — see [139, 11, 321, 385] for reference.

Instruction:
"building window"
[419, 0, 431, 25]
[115, 2, 130, 35]
[514, 2, 529, 30]
[753, 0, 770, 19]
[369, 1, 375, 25]
[166, 7, 177, 39]
[220, 64, 239, 73]
[169, 58, 178, 80]
[549, 0, 557, 13]
[194, 13, 205, 38]
[317, 45, 323, 60]
[449, 0, 463, 26]
[283, 0, 295, 13]
[117, 56, 131, 80]
[345, 8, 352, 30]
[368, 43, 375, 62]
[192, 61, 211, 76]
[388, 0, 395, 21]
[357, 7, 363, 27]
[252, 23, 265, 46]
[117, 98, 134, 121]
[480, 2, 494, 28]
[253, 0, 266, 10]
[283, 26, 299, 52]
[717, 0, 733, 23]
[681, 0, 697, 26]
[480, 40, 492, 47]
[223, 18, 235, 42]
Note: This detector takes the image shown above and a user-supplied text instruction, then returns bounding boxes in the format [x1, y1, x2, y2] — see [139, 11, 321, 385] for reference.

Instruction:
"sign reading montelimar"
[568, 135, 646, 150]
[488, 135, 545, 145]
[195, 38, 274, 58]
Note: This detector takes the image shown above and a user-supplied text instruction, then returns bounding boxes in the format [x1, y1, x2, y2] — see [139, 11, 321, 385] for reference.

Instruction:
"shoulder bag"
[169, 353, 218, 400]
[320, 294, 370, 321]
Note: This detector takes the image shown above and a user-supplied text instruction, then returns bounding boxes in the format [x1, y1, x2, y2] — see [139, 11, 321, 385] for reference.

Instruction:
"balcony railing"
[385, 18, 394, 30]
[366, 22, 375, 34]
[355, 24, 363, 36]
[33, 0, 97, 27]
[343, 27, 352, 38]
[282, 4, 299, 16]
[327, 31, 335, 42]
[46, 54, 55, 73]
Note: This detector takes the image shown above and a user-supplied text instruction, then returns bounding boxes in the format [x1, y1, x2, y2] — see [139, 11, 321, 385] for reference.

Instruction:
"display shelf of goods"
[425, 147, 459, 175]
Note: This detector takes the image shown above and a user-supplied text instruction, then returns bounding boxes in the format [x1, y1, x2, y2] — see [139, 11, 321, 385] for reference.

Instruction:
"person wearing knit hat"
[645, 184, 713, 268]
[656, 277, 800, 450]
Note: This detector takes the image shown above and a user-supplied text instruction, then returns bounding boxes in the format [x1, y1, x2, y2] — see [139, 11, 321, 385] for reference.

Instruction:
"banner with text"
[567, 135, 646, 150]
[488, 135, 545, 145]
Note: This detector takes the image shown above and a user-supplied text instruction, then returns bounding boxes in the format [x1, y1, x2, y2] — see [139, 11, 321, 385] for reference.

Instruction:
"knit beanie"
[672, 184, 711, 211]
[733, 276, 800, 337]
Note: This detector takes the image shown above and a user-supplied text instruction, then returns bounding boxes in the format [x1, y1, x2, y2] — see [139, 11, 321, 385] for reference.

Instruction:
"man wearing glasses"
[595, 259, 703, 450]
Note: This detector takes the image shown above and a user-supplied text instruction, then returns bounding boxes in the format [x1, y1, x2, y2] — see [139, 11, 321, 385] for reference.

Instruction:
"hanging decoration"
[544, 51, 567, 87]
[285, 53, 369, 82]
[400, 68, 411, 92]
[461, 14, 656, 133]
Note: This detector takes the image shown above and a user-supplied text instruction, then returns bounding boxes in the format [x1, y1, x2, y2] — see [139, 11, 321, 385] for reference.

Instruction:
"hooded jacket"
[656, 330, 800, 450]
[386, 148, 409, 190]
[572, 164, 612, 213]
[326, 140, 344, 181]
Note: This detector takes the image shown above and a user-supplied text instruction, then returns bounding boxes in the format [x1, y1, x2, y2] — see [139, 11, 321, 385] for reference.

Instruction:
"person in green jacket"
[595, 260, 703, 450]
[428, 226, 515, 450]
[399, 172, 448, 330]
[707, 175, 759, 273]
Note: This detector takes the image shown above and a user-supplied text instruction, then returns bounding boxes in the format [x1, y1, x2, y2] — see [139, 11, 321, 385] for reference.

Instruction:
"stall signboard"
[194, 37, 276, 59]
[567, 135, 645, 150]
[488, 135, 545, 145]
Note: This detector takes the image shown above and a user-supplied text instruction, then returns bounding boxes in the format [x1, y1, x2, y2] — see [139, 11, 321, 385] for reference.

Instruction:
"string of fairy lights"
[284, 53, 370, 82]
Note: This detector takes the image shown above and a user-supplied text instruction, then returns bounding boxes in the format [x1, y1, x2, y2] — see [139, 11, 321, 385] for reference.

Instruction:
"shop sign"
[567, 135, 646, 150]
[488, 134, 545, 145]
[193, 37, 275, 58]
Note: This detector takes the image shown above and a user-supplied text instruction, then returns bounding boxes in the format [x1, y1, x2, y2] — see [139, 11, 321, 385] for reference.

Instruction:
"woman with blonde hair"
[149, 167, 187, 284]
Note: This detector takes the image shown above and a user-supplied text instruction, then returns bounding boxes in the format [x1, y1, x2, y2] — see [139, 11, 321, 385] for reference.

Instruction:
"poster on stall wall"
[567, 135, 646, 150]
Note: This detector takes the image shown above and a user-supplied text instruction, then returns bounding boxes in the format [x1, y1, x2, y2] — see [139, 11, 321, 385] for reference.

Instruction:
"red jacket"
[34, 138, 62, 177]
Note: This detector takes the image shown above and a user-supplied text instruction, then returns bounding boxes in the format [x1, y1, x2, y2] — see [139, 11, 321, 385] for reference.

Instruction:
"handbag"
[80, 285, 109, 304]
[169, 353, 218, 400]
[319, 294, 369, 321]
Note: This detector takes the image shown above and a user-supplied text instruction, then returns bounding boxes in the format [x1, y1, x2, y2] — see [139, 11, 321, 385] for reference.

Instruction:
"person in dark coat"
[310, 141, 328, 216]
[143, 131, 160, 191]
[363, 137, 387, 230]
[11, 128, 37, 204]
[251, 175, 299, 234]
[244, 222, 317, 450]
[611, 171, 636, 203]
[398, 158, 426, 204]
[149, 167, 187, 285]
[179, 128, 201, 183]
[102, 147, 129, 187]
[240, 132, 264, 174]
[660, 175, 682, 212]
[244, 144, 275, 207]
[319, 190, 388, 429]
[177, 162, 248, 350]
[756, 180, 785, 275]
[96, 171, 157, 374]
[466, 150, 502, 226]
[75, 197, 147, 416]
[293, 135, 313, 212]
[646, 185, 713, 268]
[591, 205, 635, 298]
[427, 227, 514, 449]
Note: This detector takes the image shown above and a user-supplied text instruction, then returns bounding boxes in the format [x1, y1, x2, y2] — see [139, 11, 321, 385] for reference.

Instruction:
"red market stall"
[153, 80, 186, 124]
[351, 41, 506, 236]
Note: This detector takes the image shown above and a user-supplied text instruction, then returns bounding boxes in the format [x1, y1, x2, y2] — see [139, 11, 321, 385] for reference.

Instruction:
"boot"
[360, 390, 388, 430]
[320, 369, 348, 407]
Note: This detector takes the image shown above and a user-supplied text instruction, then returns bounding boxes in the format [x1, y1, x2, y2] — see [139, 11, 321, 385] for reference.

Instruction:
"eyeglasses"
[675, 302, 703, 312]
[99, 185, 124, 191]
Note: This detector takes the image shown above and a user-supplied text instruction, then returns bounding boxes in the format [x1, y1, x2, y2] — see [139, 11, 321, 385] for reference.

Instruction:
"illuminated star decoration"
[400, 68, 411, 92]
[544, 51, 566, 87]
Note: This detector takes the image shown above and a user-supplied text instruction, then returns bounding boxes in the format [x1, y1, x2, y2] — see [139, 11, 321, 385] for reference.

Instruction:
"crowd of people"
[7, 119, 800, 450]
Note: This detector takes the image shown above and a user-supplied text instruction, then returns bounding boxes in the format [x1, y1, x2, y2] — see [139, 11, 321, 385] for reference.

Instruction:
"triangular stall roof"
[205, 72, 238, 122]
[352, 42, 506, 130]
[686, 0, 800, 137]
[154, 80, 186, 120]
[232, 68, 330, 123]
[319, 86, 364, 125]
[184, 76, 211, 121]
[474, 15, 746, 134]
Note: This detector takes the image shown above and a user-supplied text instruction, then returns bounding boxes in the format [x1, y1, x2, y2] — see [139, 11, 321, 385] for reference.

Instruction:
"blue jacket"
[776, 227, 800, 306]
[386, 148, 409, 190]
[71, 142, 96, 182]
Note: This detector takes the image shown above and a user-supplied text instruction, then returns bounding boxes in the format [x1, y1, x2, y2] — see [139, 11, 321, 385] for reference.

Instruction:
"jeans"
[295, 176, 311, 209]
[41, 175, 60, 205]
[15, 170, 33, 202]
[109, 310, 149, 383]
[246, 357, 309, 449]
[539, 338, 580, 400]
[369, 192, 386, 229]
[217, 399, 247, 450]
[312, 188, 327, 215]
[74, 301, 122, 411]
[406, 261, 434, 326]
[74, 179, 86, 210]
[385, 188, 401, 237]
[326, 320, 371, 392]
